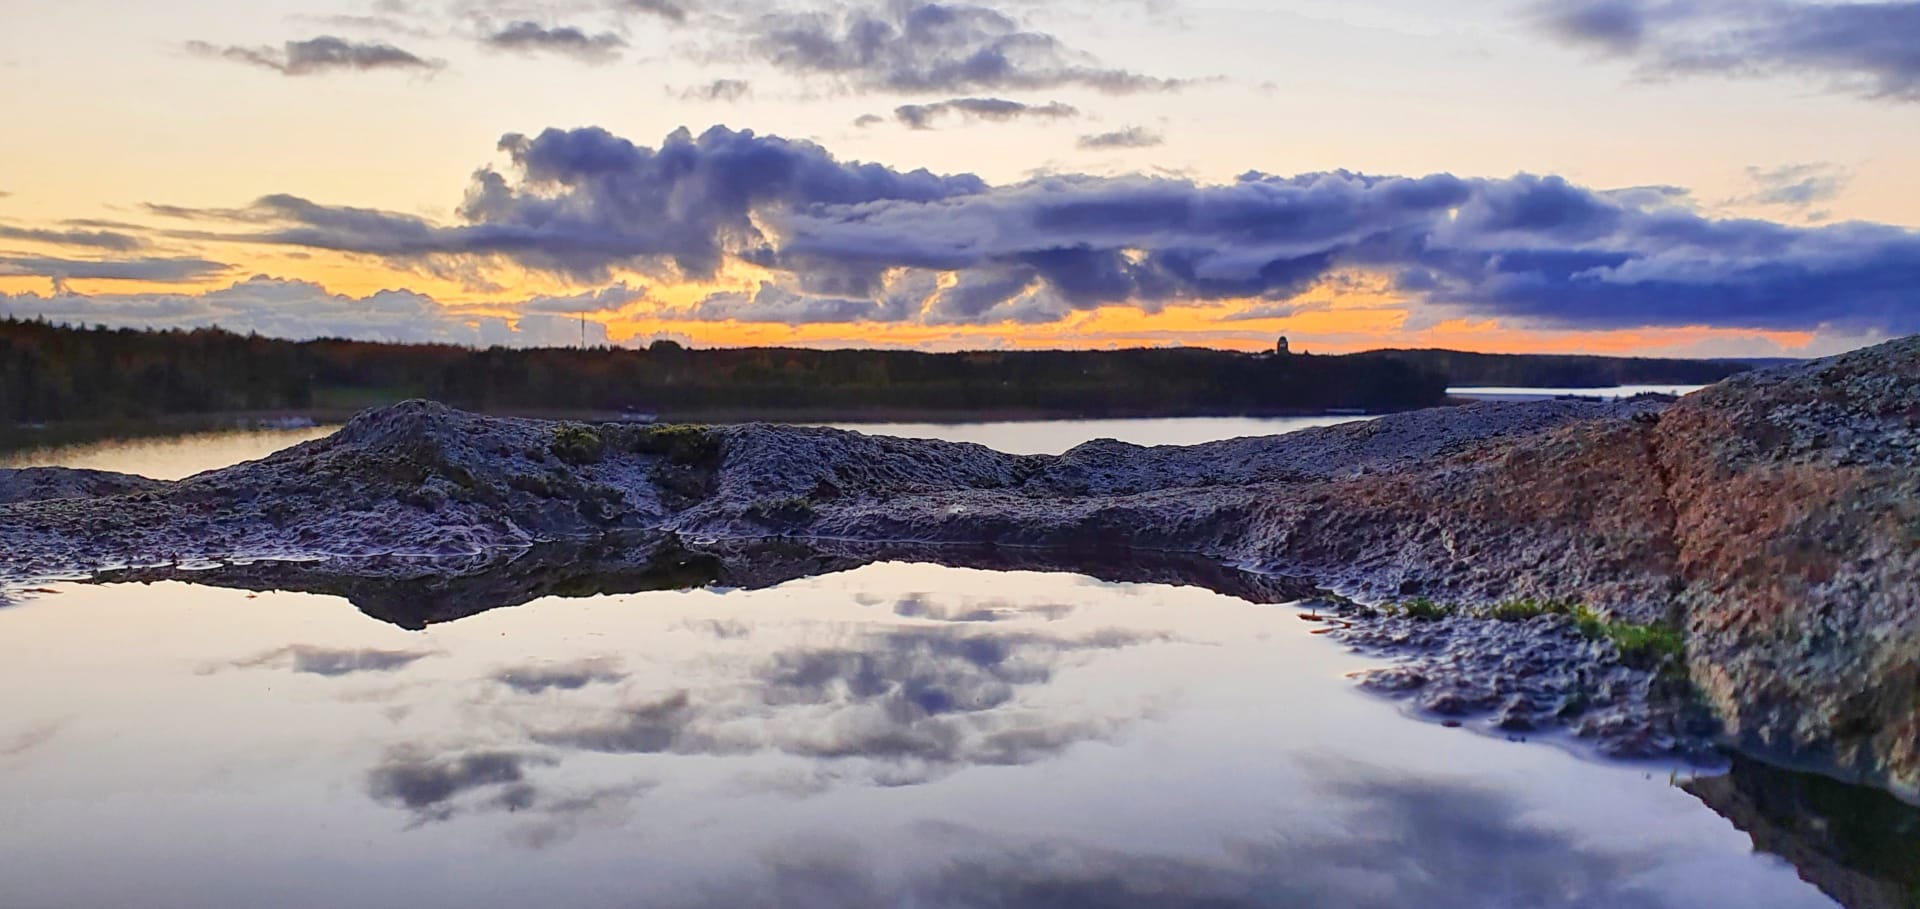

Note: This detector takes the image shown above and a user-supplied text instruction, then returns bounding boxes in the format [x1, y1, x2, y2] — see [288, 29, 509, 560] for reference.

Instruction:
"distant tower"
[1276, 335, 1292, 356]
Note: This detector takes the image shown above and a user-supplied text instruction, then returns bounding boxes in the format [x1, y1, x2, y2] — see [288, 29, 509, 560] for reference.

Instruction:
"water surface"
[1451, 384, 1708, 401]
[0, 565, 1845, 909]
[0, 425, 339, 480]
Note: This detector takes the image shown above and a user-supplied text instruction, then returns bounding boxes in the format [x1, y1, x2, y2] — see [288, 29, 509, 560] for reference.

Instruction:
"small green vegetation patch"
[1568, 604, 1687, 673]
[626, 424, 722, 467]
[1602, 621, 1688, 672]
[1385, 596, 1456, 621]
[1484, 597, 1580, 623]
[550, 424, 605, 465]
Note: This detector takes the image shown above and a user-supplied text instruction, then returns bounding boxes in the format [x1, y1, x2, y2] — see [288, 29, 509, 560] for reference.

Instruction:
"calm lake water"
[1451, 385, 1708, 401]
[0, 566, 1839, 909]
[0, 417, 1370, 478]
[0, 388, 1707, 479]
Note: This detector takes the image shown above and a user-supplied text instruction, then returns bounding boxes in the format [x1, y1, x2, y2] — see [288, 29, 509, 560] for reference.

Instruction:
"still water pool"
[0, 564, 1846, 909]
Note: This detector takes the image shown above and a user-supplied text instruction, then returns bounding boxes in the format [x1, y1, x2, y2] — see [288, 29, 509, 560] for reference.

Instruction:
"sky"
[0, 0, 1915, 356]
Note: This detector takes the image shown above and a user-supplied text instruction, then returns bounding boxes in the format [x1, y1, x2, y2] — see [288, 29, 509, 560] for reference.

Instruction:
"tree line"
[0, 318, 1754, 426]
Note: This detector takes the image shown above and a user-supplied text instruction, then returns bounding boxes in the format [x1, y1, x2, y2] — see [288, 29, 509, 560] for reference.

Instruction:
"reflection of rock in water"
[96, 537, 1320, 629]
[1685, 754, 1920, 909]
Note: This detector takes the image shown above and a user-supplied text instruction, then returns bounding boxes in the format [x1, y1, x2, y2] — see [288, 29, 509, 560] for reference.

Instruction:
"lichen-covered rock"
[1654, 337, 1920, 801]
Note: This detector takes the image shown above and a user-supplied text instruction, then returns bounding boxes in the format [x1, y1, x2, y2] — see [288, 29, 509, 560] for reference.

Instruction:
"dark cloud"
[493, 659, 628, 694]
[889, 97, 1079, 129]
[0, 223, 145, 252]
[1537, 0, 1651, 54]
[0, 254, 230, 285]
[162, 126, 987, 283]
[622, 0, 689, 23]
[367, 748, 547, 823]
[1535, 0, 1920, 102]
[147, 125, 1920, 335]
[1076, 126, 1163, 149]
[365, 745, 653, 839]
[229, 644, 436, 677]
[745, 1, 1185, 95]
[186, 36, 441, 76]
[483, 21, 627, 62]
[681, 78, 752, 101]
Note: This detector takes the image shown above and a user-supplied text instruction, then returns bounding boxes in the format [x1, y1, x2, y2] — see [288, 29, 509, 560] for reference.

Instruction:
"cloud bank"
[1536, 0, 1920, 102]
[141, 124, 1920, 336]
[483, 21, 627, 62]
[0, 276, 615, 348]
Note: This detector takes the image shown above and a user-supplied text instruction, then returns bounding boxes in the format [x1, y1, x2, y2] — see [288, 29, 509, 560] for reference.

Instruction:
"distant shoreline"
[0, 402, 1417, 453]
[0, 389, 1715, 457]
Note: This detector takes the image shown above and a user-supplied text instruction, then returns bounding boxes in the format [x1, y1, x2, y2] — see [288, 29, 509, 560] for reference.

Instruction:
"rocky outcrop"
[0, 467, 167, 505]
[1, 337, 1916, 801]
[1655, 341, 1920, 802]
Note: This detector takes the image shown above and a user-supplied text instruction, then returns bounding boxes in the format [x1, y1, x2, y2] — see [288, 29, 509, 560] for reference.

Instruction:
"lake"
[0, 388, 1688, 478]
[1451, 385, 1708, 401]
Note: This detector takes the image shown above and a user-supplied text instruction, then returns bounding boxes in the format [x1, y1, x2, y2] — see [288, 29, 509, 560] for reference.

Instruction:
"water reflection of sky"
[0, 565, 1835, 909]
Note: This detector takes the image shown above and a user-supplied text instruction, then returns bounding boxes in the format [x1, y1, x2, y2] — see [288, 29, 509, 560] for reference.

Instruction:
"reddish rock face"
[1651, 339, 1920, 801]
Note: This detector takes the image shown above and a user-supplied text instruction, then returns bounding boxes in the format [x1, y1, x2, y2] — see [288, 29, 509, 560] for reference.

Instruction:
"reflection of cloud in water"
[527, 627, 1162, 786]
[681, 618, 753, 640]
[367, 746, 654, 844]
[892, 594, 1075, 623]
[368, 749, 547, 822]
[1, 719, 63, 759]
[535, 690, 709, 755]
[685, 770, 1672, 909]
[223, 645, 435, 677]
[493, 659, 626, 694]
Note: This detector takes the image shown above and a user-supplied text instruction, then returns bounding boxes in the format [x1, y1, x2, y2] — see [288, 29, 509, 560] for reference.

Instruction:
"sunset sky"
[1, 0, 1915, 356]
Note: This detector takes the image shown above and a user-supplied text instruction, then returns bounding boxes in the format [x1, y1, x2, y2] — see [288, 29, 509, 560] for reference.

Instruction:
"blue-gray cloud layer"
[187, 36, 441, 76]
[1537, 0, 1920, 102]
[0, 223, 146, 252]
[0, 255, 230, 284]
[483, 21, 627, 62]
[1077, 126, 1163, 149]
[887, 97, 1080, 129]
[745, 0, 1184, 94]
[147, 125, 1920, 334]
